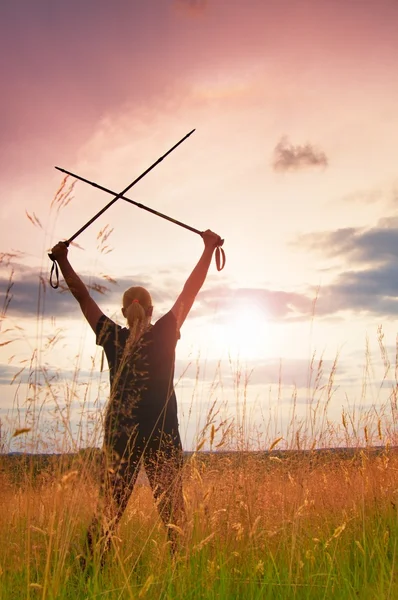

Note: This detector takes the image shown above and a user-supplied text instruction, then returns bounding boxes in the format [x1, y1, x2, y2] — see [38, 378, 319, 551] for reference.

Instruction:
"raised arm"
[50, 242, 104, 333]
[171, 230, 222, 330]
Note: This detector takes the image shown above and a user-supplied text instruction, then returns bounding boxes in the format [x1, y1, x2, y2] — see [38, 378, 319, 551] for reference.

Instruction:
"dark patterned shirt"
[96, 311, 180, 433]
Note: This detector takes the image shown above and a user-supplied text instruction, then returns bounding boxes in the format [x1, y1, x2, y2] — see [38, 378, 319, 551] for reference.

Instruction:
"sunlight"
[202, 302, 272, 360]
[227, 303, 271, 359]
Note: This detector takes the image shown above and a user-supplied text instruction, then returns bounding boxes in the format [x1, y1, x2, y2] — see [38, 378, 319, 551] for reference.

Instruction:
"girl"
[50, 229, 222, 561]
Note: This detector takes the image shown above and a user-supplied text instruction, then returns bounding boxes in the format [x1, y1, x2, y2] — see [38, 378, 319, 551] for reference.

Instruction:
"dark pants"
[85, 422, 184, 563]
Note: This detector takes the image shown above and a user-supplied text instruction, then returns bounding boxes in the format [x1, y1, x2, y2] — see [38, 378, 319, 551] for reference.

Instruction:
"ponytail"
[122, 286, 153, 329]
[124, 299, 146, 325]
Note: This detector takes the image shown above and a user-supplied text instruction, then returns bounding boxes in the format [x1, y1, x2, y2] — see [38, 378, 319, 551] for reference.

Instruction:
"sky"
[1, 0, 398, 452]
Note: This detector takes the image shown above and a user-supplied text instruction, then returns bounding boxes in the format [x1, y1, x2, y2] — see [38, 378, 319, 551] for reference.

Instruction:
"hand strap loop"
[49, 256, 60, 289]
[48, 241, 68, 289]
[215, 246, 226, 271]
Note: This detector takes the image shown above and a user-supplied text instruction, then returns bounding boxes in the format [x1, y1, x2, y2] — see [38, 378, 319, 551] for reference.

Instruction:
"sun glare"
[204, 303, 272, 360]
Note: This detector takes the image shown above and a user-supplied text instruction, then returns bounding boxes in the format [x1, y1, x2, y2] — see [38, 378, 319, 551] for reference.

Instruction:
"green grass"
[0, 449, 397, 599]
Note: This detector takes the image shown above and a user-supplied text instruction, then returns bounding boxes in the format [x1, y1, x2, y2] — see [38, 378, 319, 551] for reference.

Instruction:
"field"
[0, 445, 397, 600]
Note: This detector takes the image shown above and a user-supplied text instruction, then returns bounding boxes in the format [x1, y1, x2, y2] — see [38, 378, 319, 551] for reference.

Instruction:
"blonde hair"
[122, 286, 153, 328]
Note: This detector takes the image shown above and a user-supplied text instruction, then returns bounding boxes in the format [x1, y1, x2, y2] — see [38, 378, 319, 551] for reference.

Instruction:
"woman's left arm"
[171, 229, 221, 330]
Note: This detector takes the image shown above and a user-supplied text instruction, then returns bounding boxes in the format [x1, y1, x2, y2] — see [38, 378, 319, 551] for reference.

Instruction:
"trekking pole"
[49, 129, 197, 288]
[53, 168, 226, 271]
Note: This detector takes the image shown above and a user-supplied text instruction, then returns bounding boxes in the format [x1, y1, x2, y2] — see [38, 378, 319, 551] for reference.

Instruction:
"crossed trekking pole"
[49, 129, 225, 288]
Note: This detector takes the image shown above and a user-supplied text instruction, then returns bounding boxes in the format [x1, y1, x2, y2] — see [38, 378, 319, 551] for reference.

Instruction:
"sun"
[227, 304, 271, 359]
[203, 303, 272, 360]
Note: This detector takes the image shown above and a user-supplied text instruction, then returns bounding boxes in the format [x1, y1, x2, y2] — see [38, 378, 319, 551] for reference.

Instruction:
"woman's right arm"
[50, 242, 104, 333]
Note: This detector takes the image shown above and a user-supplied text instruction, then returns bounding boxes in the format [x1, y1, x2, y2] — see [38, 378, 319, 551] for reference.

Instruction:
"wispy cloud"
[175, 355, 343, 389]
[0, 363, 104, 386]
[341, 188, 382, 205]
[272, 136, 328, 172]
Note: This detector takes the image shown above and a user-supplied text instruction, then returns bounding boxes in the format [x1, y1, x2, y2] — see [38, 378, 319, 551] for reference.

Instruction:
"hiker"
[50, 229, 222, 561]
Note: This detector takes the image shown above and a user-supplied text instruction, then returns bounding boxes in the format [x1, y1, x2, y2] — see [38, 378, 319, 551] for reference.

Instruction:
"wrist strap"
[49, 256, 60, 289]
[215, 246, 226, 271]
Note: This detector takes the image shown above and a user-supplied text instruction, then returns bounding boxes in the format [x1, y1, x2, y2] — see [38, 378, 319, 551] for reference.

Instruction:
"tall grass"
[0, 444, 397, 599]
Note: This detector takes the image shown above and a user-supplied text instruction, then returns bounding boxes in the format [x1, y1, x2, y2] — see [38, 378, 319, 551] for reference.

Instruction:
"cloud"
[0, 0, 278, 184]
[175, 354, 343, 389]
[0, 263, 195, 321]
[9, 233, 398, 323]
[0, 267, 146, 320]
[342, 188, 383, 205]
[1, 261, 316, 323]
[0, 362, 104, 386]
[295, 217, 398, 264]
[295, 217, 398, 317]
[272, 136, 328, 172]
[195, 285, 313, 321]
[5, 244, 398, 322]
[315, 264, 398, 317]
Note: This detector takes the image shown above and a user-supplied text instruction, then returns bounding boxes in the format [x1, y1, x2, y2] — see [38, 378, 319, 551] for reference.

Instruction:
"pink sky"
[1, 0, 398, 450]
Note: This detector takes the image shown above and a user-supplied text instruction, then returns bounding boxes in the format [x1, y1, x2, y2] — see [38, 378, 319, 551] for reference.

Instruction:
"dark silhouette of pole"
[55, 128, 195, 247]
[55, 168, 204, 238]
[49, 130, 200, 288]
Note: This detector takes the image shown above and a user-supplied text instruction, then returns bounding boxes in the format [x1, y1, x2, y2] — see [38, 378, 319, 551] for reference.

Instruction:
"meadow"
[0, 185, 397, 599]
[0, 443, 397, 599]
